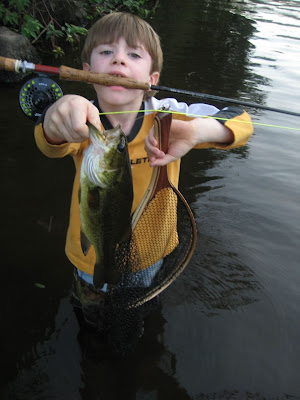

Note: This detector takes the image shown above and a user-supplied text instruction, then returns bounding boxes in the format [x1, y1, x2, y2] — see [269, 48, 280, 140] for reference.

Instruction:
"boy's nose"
[112, 50, 126, 65]
[113, 59, 125, 65]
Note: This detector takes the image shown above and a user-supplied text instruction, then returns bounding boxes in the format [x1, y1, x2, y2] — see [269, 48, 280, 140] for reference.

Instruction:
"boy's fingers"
[144, 130, 162, 157]
[86, 102, 102, 131]
[145, 141, 164, 159]
[148, 128, 157, 144]
[149, 153, 175, 167]
[67, 102, 100, 140]
[43, 95, 101, 143]
[63, 115, 88, 141]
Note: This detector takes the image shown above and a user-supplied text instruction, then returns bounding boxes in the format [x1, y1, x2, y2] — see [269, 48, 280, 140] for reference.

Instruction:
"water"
[1, 1, 300, 398]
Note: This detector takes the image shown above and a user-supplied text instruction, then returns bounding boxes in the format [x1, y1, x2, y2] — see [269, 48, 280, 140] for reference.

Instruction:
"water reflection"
[1, 0, 300, 398]
[2, 298, 193, 400]
[163, 205, 262, 315]
[179, 143, 250, 208]
[152, 0, 267, 105]
[78, 312, 191, 400]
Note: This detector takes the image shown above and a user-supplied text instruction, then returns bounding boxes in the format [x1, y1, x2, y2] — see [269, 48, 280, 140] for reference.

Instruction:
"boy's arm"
[146, 107, 253, 167]
[34, 94, 102, 158]
[35, 123, 83, 158]
[194, 106, 253, 150]
[43, 94, 101, 143]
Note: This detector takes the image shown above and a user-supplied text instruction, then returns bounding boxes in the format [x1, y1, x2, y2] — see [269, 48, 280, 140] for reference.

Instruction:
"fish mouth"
[88, 122, 106, 143]
[88, 123, 123, 147]
[105, 125, 123, 141]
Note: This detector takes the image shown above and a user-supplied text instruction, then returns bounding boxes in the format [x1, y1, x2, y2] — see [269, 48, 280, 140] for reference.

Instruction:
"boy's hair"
[81, 12, 163, 75]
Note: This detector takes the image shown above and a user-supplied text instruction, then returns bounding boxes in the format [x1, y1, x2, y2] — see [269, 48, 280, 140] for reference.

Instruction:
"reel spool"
[19, 76, 63, 120]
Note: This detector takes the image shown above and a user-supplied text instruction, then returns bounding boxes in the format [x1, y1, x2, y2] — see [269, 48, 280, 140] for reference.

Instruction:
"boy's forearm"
[40, 95, 99, 144]
[34, 122, 82, 158]
[191, 117, 234, 145]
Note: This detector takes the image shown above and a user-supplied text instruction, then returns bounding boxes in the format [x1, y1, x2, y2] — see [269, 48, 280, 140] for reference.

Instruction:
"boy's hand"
[145, 120, 198, 167]
[145, 118, 233, 166]
[43, 95, 101, 144]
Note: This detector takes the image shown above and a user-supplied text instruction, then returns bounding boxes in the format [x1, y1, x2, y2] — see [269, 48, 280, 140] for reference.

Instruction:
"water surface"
[1, 1, 300, 399]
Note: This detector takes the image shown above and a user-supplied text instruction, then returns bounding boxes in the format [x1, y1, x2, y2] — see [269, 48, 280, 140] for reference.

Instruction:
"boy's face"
[83, 37, 159, 110]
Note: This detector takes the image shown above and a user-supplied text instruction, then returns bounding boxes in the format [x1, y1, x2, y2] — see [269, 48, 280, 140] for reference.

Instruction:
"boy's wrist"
[43, 127, 66, 145]
[43, 111, 66, 144]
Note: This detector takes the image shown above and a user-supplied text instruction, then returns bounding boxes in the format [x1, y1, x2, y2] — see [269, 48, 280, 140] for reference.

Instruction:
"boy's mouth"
[109, 71, 127, 78]
[107, 72, 129, 89]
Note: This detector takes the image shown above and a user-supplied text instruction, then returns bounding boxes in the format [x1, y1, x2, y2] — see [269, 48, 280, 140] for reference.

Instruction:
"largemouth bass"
[79, 123, 133, 288]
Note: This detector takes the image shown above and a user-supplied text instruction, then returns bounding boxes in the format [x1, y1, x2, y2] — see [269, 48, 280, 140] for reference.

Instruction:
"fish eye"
[117, 136, 126, 152]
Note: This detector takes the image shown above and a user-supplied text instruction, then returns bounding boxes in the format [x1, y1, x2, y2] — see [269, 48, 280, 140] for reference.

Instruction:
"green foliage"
[21, 15, 43, 41]
[0, 0, 158, 57]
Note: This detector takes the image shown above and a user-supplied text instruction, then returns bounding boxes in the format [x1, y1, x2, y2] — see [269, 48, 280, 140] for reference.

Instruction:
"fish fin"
[119, 224, 132, 243]
[80, 230, 92, 256]
[93, 261, 104, 289]
[78, 185, 81, 205]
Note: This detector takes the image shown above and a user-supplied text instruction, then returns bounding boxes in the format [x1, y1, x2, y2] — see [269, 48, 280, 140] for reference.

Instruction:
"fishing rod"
[1, 56, 300, 118]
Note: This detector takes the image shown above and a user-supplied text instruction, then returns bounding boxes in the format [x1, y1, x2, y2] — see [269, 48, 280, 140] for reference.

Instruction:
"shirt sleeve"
[194, 106, 254, 150]
[34, 122, 85, 158]
[145, 98, 253, 149]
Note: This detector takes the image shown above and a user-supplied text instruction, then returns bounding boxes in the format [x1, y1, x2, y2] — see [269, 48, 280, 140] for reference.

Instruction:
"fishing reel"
[19, 75, 63, 120]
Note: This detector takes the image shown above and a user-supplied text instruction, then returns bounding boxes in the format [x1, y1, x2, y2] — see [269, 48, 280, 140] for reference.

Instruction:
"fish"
[79, 122, 133, 289]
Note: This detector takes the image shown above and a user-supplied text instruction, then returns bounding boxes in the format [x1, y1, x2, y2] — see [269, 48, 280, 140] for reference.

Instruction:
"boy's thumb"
[87, 103, 102, 131]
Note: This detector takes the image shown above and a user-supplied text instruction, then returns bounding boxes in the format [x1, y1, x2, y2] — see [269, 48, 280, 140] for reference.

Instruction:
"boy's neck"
[97, 99, 144, 136]
[107, 111, 139, 136]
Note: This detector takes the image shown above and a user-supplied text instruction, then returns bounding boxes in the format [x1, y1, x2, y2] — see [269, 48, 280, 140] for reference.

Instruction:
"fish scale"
[79, 122, 133, 288]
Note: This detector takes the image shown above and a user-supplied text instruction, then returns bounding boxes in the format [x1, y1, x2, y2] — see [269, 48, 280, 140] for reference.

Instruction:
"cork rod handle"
[0, 56, 17, 71]
[0, 56, 151, 90]
[59, 65, 150, 90]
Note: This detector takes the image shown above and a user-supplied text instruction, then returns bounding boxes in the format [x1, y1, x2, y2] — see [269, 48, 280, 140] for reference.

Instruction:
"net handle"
[127, 112, 198, 308]
[153, 112, 172, 192]
[132, 112, 172, 229]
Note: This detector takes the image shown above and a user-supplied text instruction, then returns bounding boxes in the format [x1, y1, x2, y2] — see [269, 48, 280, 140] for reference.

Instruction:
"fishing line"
[99, 109, 300, 132]
[2, 56, 299, 121]
[15, 73, 298, 131]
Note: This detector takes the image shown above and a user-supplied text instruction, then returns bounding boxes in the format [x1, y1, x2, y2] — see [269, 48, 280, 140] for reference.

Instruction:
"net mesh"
[101, 184, 196, 355]
[110, 182, 195, 308]
[74, 112, 197, 356]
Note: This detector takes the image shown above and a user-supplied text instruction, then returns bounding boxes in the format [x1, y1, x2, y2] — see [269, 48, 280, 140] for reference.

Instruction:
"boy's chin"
[97, 90, 144, 107]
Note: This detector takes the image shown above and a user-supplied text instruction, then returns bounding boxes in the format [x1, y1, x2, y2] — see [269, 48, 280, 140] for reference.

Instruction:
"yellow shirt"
[34, 99, 253, 275]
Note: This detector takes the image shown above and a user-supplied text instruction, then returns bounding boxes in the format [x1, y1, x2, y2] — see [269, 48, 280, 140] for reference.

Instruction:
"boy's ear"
[150, 71, 160, 86]
[83, 63, 90, 71]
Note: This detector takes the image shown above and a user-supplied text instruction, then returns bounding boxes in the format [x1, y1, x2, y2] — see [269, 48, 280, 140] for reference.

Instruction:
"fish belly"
[80, 171, 133, 288]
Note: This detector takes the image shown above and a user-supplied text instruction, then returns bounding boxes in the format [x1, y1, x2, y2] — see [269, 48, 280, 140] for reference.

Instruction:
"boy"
[35, 12, 253, 335]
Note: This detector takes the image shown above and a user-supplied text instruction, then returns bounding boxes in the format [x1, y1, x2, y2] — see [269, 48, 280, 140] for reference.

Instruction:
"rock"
[0, 27, 41, 83]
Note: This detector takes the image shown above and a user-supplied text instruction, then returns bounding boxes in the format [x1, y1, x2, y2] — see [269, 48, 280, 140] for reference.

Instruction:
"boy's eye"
[129, 52, 141, 59]
[100, 50, 113, 55]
